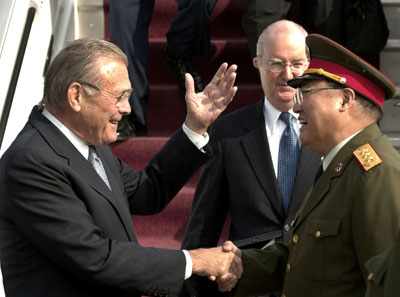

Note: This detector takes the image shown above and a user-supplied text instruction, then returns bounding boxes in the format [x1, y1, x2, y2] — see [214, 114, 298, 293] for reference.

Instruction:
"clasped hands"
[189, 241, 242, 292]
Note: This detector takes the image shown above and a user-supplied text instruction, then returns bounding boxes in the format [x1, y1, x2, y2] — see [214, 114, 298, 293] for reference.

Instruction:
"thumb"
[185, 73, 195, 96]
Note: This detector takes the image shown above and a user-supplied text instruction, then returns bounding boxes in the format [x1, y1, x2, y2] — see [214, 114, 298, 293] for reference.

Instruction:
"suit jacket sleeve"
[1, 128, 208, 296]
[181, 124, 229, 250]
[118, 129, 211, 215]
[180, 124, 230, 297]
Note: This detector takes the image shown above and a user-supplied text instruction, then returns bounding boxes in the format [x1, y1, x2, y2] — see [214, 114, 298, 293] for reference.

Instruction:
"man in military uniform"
[364, 230, 400, 297]
[221, 34, 400, 297]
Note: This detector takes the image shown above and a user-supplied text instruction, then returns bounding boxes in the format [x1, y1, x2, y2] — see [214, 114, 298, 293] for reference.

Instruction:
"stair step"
[148, 39, 257, 86]
[103, 0, 248, 41]
[111, 136, 230, 249]
[132, 186, 195, 249]
[146, 85, 263, 136]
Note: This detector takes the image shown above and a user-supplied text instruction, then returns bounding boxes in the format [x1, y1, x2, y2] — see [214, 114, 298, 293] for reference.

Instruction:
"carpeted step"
[103, 0, 247, 41]
[148, 39, 258, 85]
[105, 0, 248, 249]
[111, 137, 229, 248]
[146, 85, 262, 136]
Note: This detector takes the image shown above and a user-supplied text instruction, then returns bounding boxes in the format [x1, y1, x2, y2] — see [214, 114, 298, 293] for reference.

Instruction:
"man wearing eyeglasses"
[223, 34, 400, 297]
[0, 38, 242, 297]
[181, 20, 321, 296]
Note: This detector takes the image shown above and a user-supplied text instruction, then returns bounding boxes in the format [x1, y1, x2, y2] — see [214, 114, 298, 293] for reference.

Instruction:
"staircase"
[102, 0, 400, 249]
[103, 0, 259, 248]
[380, 0, 400, 151]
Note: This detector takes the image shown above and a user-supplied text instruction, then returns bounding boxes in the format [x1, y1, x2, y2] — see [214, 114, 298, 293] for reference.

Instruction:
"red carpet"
[105, 0, 260, 248]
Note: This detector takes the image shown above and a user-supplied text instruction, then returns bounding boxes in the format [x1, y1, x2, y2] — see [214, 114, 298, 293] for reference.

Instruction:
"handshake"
[188, 241, 242, 292]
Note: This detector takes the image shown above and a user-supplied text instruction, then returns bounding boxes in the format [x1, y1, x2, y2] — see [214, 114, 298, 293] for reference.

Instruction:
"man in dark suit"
[227, 34, 400, 297]
[108, 0, 217, 139]
[0, 38, 242, 297]
[181, 20, 321, 296]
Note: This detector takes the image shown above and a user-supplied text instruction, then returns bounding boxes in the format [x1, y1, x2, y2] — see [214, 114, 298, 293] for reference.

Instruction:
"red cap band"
[309, 58, 385, 107]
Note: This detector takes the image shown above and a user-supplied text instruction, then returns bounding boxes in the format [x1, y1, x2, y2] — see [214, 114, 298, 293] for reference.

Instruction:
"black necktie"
[314, 162, 324, 184]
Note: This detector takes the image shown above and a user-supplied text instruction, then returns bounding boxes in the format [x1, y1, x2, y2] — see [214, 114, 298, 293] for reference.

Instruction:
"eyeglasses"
[262, 59, 308, 73]
[80, 82, 132, 107]
[294, 87, 344, 105]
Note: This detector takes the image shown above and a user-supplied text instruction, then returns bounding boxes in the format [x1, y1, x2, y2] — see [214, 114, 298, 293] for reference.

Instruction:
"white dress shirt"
[42, 108, 208, 280]
[263, 97, 301, 177]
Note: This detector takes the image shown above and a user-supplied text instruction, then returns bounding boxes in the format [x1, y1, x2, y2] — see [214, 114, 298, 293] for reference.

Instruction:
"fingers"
[223, 241, 242, 257]
[216, 273, 239, 292]
[217, 65, 238, 99]
[208, 63, 238, 98]
[208, 62, 229, 86]
[184, 73, 195, 97]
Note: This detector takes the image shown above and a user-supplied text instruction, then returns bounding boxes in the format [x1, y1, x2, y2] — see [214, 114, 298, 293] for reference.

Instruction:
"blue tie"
[277, 112, 299, 215]
[88, 146, 111, 190]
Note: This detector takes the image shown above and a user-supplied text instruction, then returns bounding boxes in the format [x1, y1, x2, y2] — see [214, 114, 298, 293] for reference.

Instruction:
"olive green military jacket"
[364, 230, 400, 297]
[235, 123, 400, 297]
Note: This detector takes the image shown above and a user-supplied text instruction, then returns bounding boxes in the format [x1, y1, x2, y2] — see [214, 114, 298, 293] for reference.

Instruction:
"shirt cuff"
[182, 250, 193, 280]
[182, 123, 209, 152]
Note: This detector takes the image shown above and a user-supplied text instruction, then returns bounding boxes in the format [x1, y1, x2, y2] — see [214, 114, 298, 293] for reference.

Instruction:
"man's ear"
[339, 87, 356, 111]
[253, 57, 260, 69]
[67, 82, 83, 112]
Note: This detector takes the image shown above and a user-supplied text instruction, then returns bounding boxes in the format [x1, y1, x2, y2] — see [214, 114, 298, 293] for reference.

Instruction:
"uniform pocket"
[301, 217, 345, 280]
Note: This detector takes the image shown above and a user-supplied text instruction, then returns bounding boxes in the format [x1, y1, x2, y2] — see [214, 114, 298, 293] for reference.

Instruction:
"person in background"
[181, 20, 321, 296]
[108, 0, 217, 140]
[242, 0, 293, 58]
[225, 33, 400, 297]
[0, 38, 242, 297]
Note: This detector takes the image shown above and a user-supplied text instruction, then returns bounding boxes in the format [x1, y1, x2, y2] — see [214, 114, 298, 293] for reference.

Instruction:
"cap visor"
[288, 75, 325, 88]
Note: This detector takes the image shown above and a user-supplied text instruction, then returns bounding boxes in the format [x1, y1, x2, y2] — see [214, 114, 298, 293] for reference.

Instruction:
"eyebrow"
[269, 58, 306, 63]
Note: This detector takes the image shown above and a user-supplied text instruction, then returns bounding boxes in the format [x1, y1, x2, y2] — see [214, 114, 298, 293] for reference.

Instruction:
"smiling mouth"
[110, 120, 118, 125]
[299, 119, 308, 125]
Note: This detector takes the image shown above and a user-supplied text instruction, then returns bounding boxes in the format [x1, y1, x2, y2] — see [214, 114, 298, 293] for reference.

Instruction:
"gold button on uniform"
[367, 272, 374, 281]
[292, 234, 299, 244]
[315, 230, 321, 238]
[286, 263, 291, 272]
[281, 294, 286, 297]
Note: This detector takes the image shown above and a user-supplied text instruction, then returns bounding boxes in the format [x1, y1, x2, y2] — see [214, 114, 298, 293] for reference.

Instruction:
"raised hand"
[184, 63, 238, 135]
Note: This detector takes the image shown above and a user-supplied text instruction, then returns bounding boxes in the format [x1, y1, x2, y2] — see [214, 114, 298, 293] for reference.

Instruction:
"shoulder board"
[353, 143, 383, 171]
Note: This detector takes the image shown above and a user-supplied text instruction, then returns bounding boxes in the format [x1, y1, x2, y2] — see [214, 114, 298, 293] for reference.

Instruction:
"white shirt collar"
[322, 130, 363, 170]
[42, 108, 89, 159]
[263, 96, 299, 135]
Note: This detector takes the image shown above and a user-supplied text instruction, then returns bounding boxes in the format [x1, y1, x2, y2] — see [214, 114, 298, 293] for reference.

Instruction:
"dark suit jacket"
[235, 123, 400, 297]
[181, 99, 321, 296]
[0, 106, 209, 297]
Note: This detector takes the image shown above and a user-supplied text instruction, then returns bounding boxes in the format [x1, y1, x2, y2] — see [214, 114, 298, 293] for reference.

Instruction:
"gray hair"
[40, 38, 128, 113]
[256, 20, 309, 60]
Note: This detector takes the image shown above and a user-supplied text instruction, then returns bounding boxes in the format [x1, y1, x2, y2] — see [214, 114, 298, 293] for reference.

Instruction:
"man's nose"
[118, 97, 131, 115]
[281, 65, 294, 80]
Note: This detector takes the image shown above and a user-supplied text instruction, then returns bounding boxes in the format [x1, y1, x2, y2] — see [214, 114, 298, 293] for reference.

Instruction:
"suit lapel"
[30, 107, 136, 241]
[240, 101, 284, 218]
[95, 146, 137, 240]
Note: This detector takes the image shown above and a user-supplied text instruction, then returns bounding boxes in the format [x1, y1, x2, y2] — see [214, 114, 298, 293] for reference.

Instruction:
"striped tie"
[88, 146, 111, 190]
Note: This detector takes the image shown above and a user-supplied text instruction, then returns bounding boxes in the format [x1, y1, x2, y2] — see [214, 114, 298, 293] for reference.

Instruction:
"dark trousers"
[242, 0, 292, 58]
[108, 0, 217, 125]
